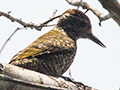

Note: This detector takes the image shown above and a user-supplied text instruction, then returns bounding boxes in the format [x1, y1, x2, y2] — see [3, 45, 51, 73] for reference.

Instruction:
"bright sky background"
[0, 0, 120, 90]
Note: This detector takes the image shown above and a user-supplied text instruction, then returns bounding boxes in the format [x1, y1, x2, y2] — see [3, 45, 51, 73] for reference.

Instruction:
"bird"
[9, 9, 106, 77]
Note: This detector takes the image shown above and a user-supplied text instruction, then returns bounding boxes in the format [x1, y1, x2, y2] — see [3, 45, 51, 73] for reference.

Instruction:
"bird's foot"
[60, 76, 86, 90]
[60, 76, 74, 82]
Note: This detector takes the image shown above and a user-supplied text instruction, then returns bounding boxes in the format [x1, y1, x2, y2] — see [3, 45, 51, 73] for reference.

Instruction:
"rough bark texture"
[0, 63, 97, 90]
[99, 0, 120, 26]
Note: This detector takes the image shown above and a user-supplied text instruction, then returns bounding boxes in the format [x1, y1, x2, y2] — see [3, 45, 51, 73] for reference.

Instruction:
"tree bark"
[0, 63, 97, 90]
[98, 0, 120, 26]
[66, 0, 120, 26]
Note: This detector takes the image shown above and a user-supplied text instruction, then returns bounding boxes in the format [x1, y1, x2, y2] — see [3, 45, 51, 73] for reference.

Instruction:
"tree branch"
[0, 28, 25, 55]
[0, 63, 97, 90]
[66, 0, 111, 26]
[0, 10, 60, 55]
[0, 11, 61, 31]
[98, 0, 120, 26]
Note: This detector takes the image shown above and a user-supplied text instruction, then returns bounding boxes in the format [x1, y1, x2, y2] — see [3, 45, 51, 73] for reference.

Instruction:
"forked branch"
[66, 0, 111, 26]
[0, 11, 61, 31]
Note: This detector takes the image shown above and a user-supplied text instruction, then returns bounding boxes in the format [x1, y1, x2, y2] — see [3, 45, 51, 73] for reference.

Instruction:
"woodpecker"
[9, 9, 106, 77]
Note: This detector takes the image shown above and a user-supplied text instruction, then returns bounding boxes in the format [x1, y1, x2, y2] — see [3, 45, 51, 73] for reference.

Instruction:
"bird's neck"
[55, 25, 80, 41]
[56, 16, 82, 41]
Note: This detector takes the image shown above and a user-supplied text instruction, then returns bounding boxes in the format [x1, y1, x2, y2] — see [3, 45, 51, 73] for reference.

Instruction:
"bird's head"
[56, 9, 106, 48]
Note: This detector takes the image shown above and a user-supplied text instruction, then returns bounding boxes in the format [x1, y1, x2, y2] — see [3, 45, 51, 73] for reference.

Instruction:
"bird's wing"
[10, 33, 76, 62]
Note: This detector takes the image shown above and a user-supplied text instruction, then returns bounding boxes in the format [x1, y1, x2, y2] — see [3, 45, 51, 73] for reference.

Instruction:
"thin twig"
[50, 9, 58, 19]
[0, 28, 24, 55]
[99, 14, 111, 26]
[69, 69, 72, 79]
[44, 24, 56, 27]
[38, 15, 61, 30]
[77, 0, 82, 10]
[0, 10, 60, 55]
[84, 9, 89, 14]
[0, 11, 61, 31]
[66, 0, 111, 26]
[41, 9, 58, 28]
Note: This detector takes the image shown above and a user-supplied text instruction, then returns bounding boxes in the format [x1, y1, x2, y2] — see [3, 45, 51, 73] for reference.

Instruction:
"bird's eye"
[79, 21, 87, 28]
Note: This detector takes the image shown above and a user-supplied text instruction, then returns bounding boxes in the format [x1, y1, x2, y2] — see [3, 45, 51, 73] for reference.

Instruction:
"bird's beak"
[87, 33, 106, 48]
